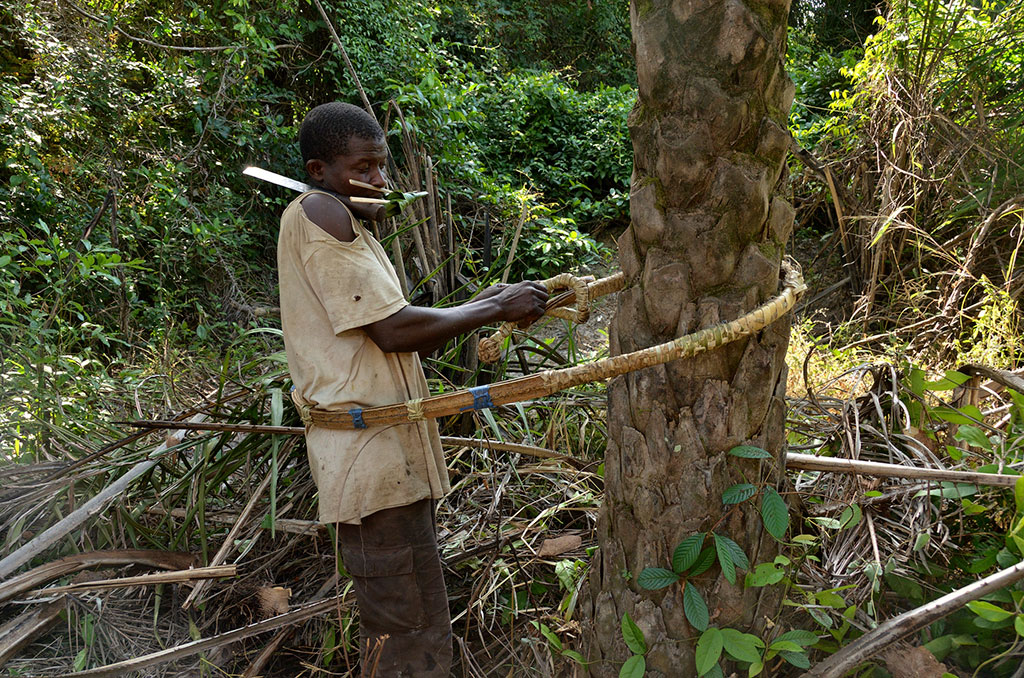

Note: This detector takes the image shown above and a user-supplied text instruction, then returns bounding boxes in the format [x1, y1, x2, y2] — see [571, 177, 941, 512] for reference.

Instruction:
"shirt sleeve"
[304, 241, 408, 335]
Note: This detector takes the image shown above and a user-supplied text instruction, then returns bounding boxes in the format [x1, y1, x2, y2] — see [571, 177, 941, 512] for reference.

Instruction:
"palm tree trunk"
[585, 1, 795, 675]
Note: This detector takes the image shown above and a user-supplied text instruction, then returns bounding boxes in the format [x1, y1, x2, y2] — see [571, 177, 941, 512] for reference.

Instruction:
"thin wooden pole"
[786, 452, 1020, 488]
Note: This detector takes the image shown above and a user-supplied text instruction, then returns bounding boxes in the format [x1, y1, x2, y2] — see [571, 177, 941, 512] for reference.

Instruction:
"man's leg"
[337, 499, 452, 677]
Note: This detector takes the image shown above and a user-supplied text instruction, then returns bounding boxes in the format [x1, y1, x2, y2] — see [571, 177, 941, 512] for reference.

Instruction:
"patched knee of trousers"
[341, 544, 429, 632]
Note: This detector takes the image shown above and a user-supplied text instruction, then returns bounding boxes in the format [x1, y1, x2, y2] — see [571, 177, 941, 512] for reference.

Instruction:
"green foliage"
[435, 0, 633, 89]
[619, 612, 647, 677]
[1, 0, 634, 462]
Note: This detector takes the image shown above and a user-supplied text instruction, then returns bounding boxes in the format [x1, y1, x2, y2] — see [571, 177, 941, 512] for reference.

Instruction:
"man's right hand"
[493, 281, 548, 326]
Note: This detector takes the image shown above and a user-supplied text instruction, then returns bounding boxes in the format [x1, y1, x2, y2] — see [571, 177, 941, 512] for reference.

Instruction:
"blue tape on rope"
[461, 385, 495, 411]
[349, 408, 367, 429]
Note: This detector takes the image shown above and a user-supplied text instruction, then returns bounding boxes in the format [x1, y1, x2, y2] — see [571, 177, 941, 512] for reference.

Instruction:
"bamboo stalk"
[29, 565, 237, 597]
[423, 153, 442, 281]
[439, 436, 583, 464]
[500, 202, 530, 285]
[0, 414, 208, 580]
[786, 452, 1020, 488]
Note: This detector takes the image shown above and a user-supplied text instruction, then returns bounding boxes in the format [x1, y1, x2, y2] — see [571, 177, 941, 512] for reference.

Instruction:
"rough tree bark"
[584, 1, 795, 676]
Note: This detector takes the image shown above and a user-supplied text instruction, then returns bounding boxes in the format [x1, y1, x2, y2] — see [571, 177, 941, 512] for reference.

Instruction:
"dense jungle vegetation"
[3, 0, 1024, 676]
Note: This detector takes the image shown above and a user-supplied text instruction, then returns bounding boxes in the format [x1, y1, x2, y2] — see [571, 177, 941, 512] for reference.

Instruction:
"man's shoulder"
[297, 192, 356, 243]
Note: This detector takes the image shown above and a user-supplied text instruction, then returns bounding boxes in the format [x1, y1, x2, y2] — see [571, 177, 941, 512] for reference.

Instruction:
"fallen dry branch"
[0, 414, 208, 580]
[0, 550, 195, 606]
[28, 565, 236, 597]
[786, 452, 1020, 488]
[69, 594, 347, 677]
[959, 363, 1024, 395]
[145, 507, 324, 535]
[801, 559, 1024, 678]
[0, 596, 67, 668]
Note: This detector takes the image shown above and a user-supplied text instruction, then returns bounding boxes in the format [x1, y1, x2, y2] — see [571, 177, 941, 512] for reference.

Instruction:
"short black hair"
[299, 102, 384, 164]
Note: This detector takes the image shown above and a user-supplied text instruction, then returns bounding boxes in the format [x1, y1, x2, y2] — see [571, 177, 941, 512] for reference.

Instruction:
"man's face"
[308, 136, 388, 196]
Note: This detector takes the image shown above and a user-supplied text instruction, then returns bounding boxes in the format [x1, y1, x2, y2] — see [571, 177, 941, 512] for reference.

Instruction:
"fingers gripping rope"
[477, 273, 595, 363]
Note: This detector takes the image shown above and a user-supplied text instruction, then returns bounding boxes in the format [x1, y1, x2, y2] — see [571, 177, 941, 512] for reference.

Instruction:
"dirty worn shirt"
[277, 190, 450, 525]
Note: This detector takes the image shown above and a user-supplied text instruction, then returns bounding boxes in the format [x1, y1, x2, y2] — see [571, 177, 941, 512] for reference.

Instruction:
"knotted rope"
[300, 259, 806, 431]
[479, 272, 631, 363]
[478, 272, 598, 363]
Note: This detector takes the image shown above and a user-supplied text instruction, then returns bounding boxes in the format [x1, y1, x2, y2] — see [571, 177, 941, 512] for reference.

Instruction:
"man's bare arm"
[364, 281, 548, 355]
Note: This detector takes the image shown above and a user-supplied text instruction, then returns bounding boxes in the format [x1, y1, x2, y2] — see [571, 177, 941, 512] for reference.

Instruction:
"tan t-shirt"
[277, 190, 450, 524]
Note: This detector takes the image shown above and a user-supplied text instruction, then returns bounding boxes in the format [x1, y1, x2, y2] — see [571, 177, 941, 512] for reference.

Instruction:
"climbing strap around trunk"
[295, 259, 806, 431]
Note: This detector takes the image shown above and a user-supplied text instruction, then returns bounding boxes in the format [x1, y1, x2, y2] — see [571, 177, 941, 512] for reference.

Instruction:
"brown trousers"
[337, 499, 452, 677]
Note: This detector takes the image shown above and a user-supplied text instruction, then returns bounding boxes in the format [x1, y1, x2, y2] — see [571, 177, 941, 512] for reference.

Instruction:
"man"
[278, 101, 548, 676]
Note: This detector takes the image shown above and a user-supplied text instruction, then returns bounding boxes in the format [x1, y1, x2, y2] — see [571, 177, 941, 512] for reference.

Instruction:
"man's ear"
[305, 158, 325, 181]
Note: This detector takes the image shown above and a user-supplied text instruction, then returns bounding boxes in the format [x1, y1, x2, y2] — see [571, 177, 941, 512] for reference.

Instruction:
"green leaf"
[621, 613, 647, 655]
[967, 600, 1014, 622]
[779, 650, 811, 669]
[720, 627, 763, 664]
[915, 482, 978, 499]
[637, 567, 679, 590]
[768, 640, 804, 652]
[683, 582, 710, 631]
[561, 651, 585, 667]
[695, 628, 723, 675]
[1015, 615, 1024, 637]
[536, 622, 562, 651]
[73, 649, 88, 672]
[722, 483, 758, 504]
[714, 534, 750, 571]
[563, 649, 586, 664]
[815, 591, 846, 609]
[728, 445, 772, 459]
[775, 629, 820, 647]
[955, 425, 993, 451]
[1017, 476, 1024, 515]
[619, 654, 645, 678]
[703, 663, 724, 678]
[673, 534, 706, 573]
[689, 547, 718, 576]
[931, 405, 983, 425]
[962, 498, 988, 515]
[838, 503, 862, 529]
[809, 516, 842, 530]
[747, 562, 785, 587]
[760, 487, 789, 540]
[924, 370, 971, 391]
[716, 539, 736, 584]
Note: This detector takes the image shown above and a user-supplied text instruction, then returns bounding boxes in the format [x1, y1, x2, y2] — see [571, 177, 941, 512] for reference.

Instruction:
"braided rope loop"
[478, 273, 605, 363]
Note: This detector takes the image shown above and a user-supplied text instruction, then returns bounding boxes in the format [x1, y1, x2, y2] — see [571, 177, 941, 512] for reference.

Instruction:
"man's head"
[300, 102, 388, 197]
